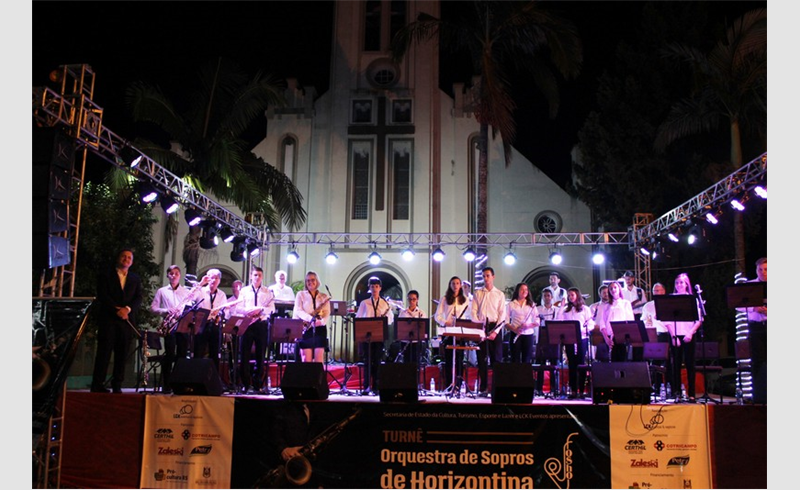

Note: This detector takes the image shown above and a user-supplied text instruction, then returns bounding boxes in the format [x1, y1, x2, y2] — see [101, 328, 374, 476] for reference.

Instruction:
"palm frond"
[654, 92, 721, 152]
[125, 82, 188, 141]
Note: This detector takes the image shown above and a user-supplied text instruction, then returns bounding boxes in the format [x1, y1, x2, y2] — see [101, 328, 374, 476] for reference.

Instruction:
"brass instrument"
[302, 295, 331, 333]
[544, 432, 577, 489]
[141, 329, 149, 386]
[255, 407, 362, 488]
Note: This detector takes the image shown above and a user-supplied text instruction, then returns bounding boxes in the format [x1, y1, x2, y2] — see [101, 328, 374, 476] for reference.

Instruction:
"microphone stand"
[694, 285, 717, 404]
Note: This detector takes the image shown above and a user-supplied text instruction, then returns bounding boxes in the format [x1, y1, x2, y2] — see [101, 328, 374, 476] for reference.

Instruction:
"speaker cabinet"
[379, 363, 419, 403]
[592, 362, 651, 404]
[492, 363, 535, 404]
[281, 362, 329, 400]
[170, 358, 223, 396]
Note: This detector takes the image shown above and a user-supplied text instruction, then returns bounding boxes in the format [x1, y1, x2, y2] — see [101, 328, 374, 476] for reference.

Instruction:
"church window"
[364, 0, 382, 51]
[352, 99, 373, 124]
[390, 1, 407, 42]
[391, 140, 412, 220]
[534, 211, 563, 233]
[351, 141, 372, 220]
[391, 99, 412, 124]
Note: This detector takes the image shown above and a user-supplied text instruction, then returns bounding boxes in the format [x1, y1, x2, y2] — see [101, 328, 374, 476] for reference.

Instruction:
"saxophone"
[544, 432, 577, 490]
[141, 329, 149, 386]
[255, 407, 362, 488]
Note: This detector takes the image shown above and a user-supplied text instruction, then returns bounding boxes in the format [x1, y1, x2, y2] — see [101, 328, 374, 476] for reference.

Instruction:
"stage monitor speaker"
[592, 362, 651, 404]
[170, 358, 223, 396]
[379, 363, 418, 403]
[281, 362, 329, 400]
[492, 363, 535, 404]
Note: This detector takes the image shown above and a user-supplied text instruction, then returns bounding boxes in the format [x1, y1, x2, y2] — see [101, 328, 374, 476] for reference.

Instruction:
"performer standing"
[542, 272, 567, 307]
[91, 248, 143, 393]
[595, 281, 634, 362]
[556, 287, 595, 398]
[739, 257, 767, 404]
[433, 276, 471, 390]
[292, 271, 330, 363]
[195, 268, 227, 372]
[239, 267, 276, 394]
[507, 283, 539, 365]
[641, 282, 670, 384]
[398, 290, 426, 318]
[667, 272, 703, 402]
[471, 267, 507, 397]
[397, 290, 426, 365]
[356, 277, 394, 394]
[621, 271, 646, 319]
[269, 269, 296, 302]
[149, 265, 193, 393]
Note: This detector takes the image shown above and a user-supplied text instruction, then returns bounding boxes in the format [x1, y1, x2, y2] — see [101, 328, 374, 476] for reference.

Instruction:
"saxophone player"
[149, 265, 193, 393]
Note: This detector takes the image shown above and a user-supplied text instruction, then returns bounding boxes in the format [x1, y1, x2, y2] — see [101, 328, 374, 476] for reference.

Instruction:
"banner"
[609, 404, 711, 489]
[140, 395, 235, 488]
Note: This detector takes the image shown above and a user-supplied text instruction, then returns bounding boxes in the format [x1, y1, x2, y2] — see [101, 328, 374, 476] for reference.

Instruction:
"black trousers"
[358, 341, 384, 391]
[566, 339, 588, 394]
[670, 337, 696, 397]
[194, 322, 221, 371]
[749, 321, 767, 404]
[477, 326, 504, 392]
[92, 320, 133, 389]
[240, 320, 269, 389]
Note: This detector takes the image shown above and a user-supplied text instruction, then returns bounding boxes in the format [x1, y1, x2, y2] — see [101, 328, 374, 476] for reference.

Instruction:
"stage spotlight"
[325, 249, 339, 265]
[184, 208, 203, 227]
[138, 182, 158, 203]
[668, 232, 680, 243]
[754, 185, 767, 199]
[686, 224, 704, 245]
[640, 246, 651, 256]
[592, 253, 605, 265]
[462, 248, 477, 262]
[401, 247, 415, 261]
[219, 226, 235, 243]
[160, 195, 179, 214]
[286, 248, 299, 264]
[368, 251, 382, 265]
[549, 251, 562, 265]
[120, 147, 143, 168]
[247, 241, 261, 258]
[730, 199, 745, 211]
[432, 247, 446, 262]
[199, 220, 220, 249]
[503, 250, 517, 265]
[705, 213, 719, 225]
[230, 237, 247, 262]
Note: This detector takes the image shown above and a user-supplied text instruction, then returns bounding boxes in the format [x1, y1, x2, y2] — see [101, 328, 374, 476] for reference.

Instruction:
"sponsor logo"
[203, 467, 211, 478]
[654, 440, 665, 451]
[153, 468, 188, 482]
[173, 404, 200, 419]
[667, 456, 690, 467]
[627, 483, 654, 489]
[158, 446, 185, 456]
[154, 469, 165, 482]
[665, 443, 698, 451]
[154, 428, 174, 440]
[182, 430, 191, 440]
[630, 459, 658, 468]
[683, 479, 693, 489]
[625, 439, 647, 451]
[191, 445, 213, 455]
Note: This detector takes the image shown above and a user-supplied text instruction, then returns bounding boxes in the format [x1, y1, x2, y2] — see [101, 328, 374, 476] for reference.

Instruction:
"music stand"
[725, 282, 766, 309]
[395, 318, 429, 391]
[544, 321, 580, 398]
[174, 307, 210, 359]
[654, 295, 699, 402]
[611, 320, 648, 361]
[354, 318, 388, 393]
[269, 318, 305, 394]
[694, 341, 723, 403]
[221, 316, 256, 391]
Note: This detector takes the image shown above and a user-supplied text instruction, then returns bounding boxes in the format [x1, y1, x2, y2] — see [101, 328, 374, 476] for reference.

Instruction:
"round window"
[534, 211, 563, 233]
[366, 58, 400, 89]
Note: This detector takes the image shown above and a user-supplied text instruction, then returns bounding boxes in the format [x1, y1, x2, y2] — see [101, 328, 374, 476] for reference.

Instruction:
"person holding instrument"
[507, 283, 539, 365]
[355, 277, 394, 395]
[194, 268, 228, 372]
[595, 281, 634, 362]
[433, 276, 471, 391]
[149, 264, 193, 393]
[472, 267, 507, 397]
[397, 290, 426, 364]
[293, 271, 330, 363]
[239, 267, 276, 394]
[556, 287, 595, 398]
[738, 257, 767, 404]
[667, 272, 703, 402]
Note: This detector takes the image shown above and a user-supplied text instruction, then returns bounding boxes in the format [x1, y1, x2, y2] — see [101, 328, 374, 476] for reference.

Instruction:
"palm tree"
[125, 57, 307, 276]
[392, 0, 582, 250]
[655, 8, 766, 274]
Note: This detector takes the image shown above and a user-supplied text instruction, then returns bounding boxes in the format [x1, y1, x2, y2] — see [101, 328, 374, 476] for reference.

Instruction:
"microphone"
[325, 285, 332, 297]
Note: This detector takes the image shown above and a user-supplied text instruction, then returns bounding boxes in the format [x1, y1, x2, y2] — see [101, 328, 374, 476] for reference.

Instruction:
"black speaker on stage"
[170, 358, 224, 396]
[281, 363, 329, 400]
[492, 363, 535, 404]
[379, 363, 419, 403]
[592, 362, 651, 404]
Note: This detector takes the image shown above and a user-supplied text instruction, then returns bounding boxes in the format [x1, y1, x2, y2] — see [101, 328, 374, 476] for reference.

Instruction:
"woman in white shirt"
[556, 287, 595, 397]
[433, 276, 471, 390]
[507, 283, 539, 364]
[595, 281, 634, 362]
[667, 273, 703, 401]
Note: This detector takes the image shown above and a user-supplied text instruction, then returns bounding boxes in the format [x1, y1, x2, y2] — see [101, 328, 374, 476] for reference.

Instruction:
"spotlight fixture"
[686, 224, 703, 245]
[754, 185, 767, 199]
[219, 226, 236, 243]
[431, 247, 446, 262]
[730, 199, 745, 211]
[184, 208, 203, 227]
[325, 247, 339, 265]
[286, 247, 299, 264]
[160, 195, 179, 214]
[247, 241, 261, 258]
[705, 212, 719, 225]
[549, 250, 563, 266]
[401, 247, 415, 261]
[368, 251, 382, 265]
[119, 146, 143, 168]
[199, 220, 220, 249]
[592, 253, 605, 265]
[503, 249, 517, 265]
[230, 236, 247, 262]
[462, 247, 477, 262]
[138, 182, 158, 203]
[640, 246, 651, 256]
[667, 232, 680, 243]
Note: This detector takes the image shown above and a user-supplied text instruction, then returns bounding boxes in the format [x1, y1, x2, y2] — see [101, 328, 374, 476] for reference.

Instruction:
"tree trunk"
[477, 122, 489, 255]
[730, 119, 746, 275]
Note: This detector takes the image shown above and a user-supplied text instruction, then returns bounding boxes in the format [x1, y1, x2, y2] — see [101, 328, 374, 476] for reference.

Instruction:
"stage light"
[160, 195, 179, 214]
[640, 246, 651, 256]
[401, 247, 415, 261]
[368, 251, 382, 265]
[462, 247, 477, 262]
[730, 199, 745, 211]
[230, 236, 247, 262]
[199, 220, 220, 249]
[754, 185, 767, 199]
[120, 146, 143, 168]
[668, 232, 680, 243]
[503, 249, 517, 265]
[592, 253, 605, 265]
[705, 213, 719, 225]
[286, 248, 299, 264]
[549, 250, 562, 265]
[431, 247, 445, 262]
[138, 182, 158, 203]
[220, 226, 235, 243]
[325, 248, 339, 265]
[184, 208, 203, 227]
[247, 241, 261, 258]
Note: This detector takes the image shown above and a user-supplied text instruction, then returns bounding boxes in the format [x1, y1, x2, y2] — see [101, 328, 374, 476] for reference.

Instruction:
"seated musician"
[269, 270, 296, 318]
[292, 271, 330, 363]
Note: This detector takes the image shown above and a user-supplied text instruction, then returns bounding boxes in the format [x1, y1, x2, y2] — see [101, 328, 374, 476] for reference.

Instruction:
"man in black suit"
[91, 248, 143, 393]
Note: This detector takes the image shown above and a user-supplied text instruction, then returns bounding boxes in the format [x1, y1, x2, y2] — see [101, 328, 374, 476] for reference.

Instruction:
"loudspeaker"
[492, 363, 535, 404]
[281, 362, 329, 400]
[379, 363, 418, 403]
[170, 358, 223, 396]
[592, 362, 651, 404]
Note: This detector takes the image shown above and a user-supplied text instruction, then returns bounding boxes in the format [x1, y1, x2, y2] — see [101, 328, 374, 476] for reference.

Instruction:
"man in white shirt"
[621, 271, 645, 318]
[471, 267, 507, 396]
[542, 272, 567, 307]
[150, 265, 193, 393]
[741, 257, 767, 404]
[238, 267, 276, 393]
[356, 277, 394, 394]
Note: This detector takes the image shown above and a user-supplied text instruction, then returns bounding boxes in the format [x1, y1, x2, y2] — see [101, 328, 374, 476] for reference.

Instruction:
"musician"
[541, 272, 567, 307]
[356, 277, 394, 394]
[739, 257, 767, 404]
[292, 271, 330, 363]
[398, 290, 426, 319]
[239, 267, 276, 394]
[91, 248, 143, 393]
[149, 265, 193, 393]
[269, 269, 296, 303]
[471, 267, 507, 397]
[641, 282, 670, 388]
[621, 271, 646, 319]
[594, 281, 634, 362]
[556, 287, 595, 398]
[590, 284, 609, 319]
[433, 276, 471, 391]
[667, 272, 703, 402]
[195, 269, 228, 372]
[507, 283, 539, 365]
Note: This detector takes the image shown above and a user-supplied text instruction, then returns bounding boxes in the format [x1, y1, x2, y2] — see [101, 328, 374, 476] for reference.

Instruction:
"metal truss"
[33, 65, 266, 244]
[260, 231, 631, 248]
[633, 153, 767, 245]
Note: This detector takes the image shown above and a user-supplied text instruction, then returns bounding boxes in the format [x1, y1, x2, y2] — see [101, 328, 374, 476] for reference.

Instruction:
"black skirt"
[298, 325, 328, 349]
